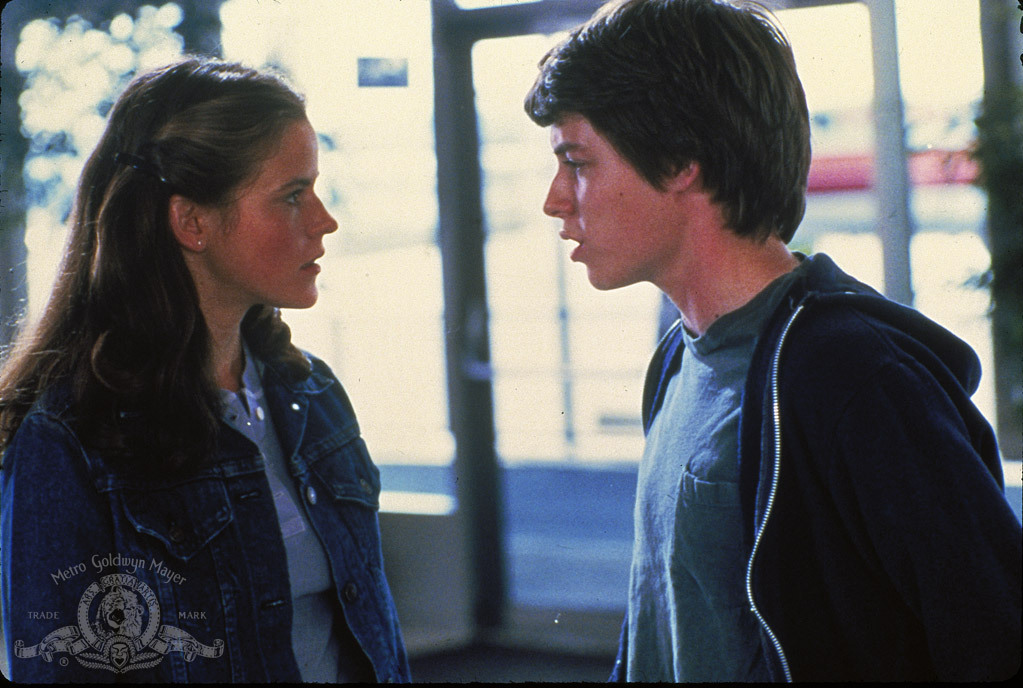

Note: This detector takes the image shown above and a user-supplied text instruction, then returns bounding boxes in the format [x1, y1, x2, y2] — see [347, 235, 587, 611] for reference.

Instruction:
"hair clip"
[114, 152, 168, 184]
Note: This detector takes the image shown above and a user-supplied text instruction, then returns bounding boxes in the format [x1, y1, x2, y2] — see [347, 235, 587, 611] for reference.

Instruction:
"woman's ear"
[168, 194, 209, 253]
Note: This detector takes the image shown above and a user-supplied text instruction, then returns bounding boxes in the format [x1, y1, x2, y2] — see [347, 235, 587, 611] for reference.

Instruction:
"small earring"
[196, 239, 204, 248]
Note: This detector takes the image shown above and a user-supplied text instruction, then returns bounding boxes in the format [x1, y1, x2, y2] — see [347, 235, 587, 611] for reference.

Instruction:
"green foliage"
[973, 83, 1023, 424]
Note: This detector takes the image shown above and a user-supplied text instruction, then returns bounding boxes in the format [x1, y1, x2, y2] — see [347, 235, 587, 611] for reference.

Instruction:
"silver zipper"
[745, 302, 804, 683]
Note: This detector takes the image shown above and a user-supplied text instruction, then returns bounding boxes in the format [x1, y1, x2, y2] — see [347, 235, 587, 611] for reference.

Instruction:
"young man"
[524, 0, 1021, 682]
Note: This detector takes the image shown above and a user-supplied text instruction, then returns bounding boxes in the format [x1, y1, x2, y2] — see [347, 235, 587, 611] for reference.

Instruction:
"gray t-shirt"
[220, 347, 366, 682]
[626, 265, 802, 682]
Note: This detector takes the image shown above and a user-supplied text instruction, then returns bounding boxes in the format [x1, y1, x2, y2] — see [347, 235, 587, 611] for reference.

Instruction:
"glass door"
[472, 34, 662, 613]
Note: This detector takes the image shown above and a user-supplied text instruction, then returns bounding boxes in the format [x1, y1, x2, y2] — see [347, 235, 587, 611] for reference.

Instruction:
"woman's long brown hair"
[0, 57, 313, 473]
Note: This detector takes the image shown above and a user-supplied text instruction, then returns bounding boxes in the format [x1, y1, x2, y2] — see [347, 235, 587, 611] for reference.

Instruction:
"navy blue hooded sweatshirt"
[613, 253, 1021, 681]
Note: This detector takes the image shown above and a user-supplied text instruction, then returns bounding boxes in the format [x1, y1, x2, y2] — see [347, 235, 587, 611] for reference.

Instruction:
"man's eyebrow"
[553, 142, 584, 156]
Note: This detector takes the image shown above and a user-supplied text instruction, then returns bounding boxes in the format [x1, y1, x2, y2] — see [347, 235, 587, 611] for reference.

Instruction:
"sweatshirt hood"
[791, 253, 983, 395]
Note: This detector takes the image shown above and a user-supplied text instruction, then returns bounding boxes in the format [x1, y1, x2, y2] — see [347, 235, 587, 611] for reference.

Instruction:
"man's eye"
[286, 190, 303, 204]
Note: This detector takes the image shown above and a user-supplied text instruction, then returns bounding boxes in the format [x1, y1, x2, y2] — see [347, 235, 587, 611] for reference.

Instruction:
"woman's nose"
[312, 193, 339, 236]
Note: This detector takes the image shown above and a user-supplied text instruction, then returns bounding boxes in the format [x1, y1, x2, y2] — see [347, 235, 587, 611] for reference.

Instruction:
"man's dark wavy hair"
[525, 0, 811, 243]
[0, 57, 312, 473]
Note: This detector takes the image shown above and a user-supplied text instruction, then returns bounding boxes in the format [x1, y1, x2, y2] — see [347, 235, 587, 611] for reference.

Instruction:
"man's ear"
[168, 194, 209, 253]
[665, 161, 702, 194]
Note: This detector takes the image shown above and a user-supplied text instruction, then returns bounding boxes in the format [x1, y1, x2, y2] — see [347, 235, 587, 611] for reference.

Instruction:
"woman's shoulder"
[256, 347, 336, 389]
[2, 384, 91, 480]
[11, 379, 79, 441]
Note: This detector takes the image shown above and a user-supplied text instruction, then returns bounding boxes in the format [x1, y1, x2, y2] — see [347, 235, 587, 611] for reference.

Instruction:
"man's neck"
[664, 232, 799, 337]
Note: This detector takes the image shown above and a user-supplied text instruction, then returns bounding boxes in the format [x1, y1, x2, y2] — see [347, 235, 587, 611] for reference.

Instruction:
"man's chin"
[587, 269, 633, 292]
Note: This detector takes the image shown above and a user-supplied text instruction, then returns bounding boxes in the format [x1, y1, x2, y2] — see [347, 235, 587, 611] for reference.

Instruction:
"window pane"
[221, 0, 454, 477]
[474, 33, 658, 610]
[778, 0, 995, 428]
[455, 0, 541, 8]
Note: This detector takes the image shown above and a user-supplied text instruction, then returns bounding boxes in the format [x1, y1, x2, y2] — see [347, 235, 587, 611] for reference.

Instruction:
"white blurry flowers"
[15, 4, 186, 324]
[16, 4, 185, 193]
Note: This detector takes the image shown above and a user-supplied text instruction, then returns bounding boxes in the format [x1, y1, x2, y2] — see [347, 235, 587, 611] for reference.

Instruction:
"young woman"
[0, 57, 410, 683]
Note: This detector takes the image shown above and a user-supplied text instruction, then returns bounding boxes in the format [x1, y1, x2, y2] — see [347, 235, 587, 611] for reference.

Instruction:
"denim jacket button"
[305, 485, 317, 506]
[343, 582, 359, 602]
[169, 525, 186, 543]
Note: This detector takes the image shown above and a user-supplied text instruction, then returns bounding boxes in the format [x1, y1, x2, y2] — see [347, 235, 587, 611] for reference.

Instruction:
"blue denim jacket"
[1, 353, 410, 683]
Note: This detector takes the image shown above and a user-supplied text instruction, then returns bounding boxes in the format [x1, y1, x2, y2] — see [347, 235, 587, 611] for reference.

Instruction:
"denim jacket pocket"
[305, 433, 381, 510]
[111, 477, 234, 562]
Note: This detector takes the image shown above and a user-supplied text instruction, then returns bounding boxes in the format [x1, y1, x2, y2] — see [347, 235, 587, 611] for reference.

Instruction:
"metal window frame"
[430, 0, 607, 635]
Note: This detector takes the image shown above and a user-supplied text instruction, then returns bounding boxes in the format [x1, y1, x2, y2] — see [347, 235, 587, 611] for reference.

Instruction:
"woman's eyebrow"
[274, 175, 316, 193]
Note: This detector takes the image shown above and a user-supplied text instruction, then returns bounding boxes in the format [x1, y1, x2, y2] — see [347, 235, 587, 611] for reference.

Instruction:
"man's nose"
[543, 175, 570, 218]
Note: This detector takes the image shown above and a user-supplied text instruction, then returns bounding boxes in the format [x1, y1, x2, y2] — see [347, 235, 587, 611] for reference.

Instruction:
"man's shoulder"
[764, 291, 984, 457]
[783, 296, 908, 369]
[760, 298, 899, 433]
[781, 290, 978, 388]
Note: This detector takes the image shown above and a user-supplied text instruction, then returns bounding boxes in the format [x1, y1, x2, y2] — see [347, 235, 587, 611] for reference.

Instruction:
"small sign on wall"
[358, 58, 409, 87]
